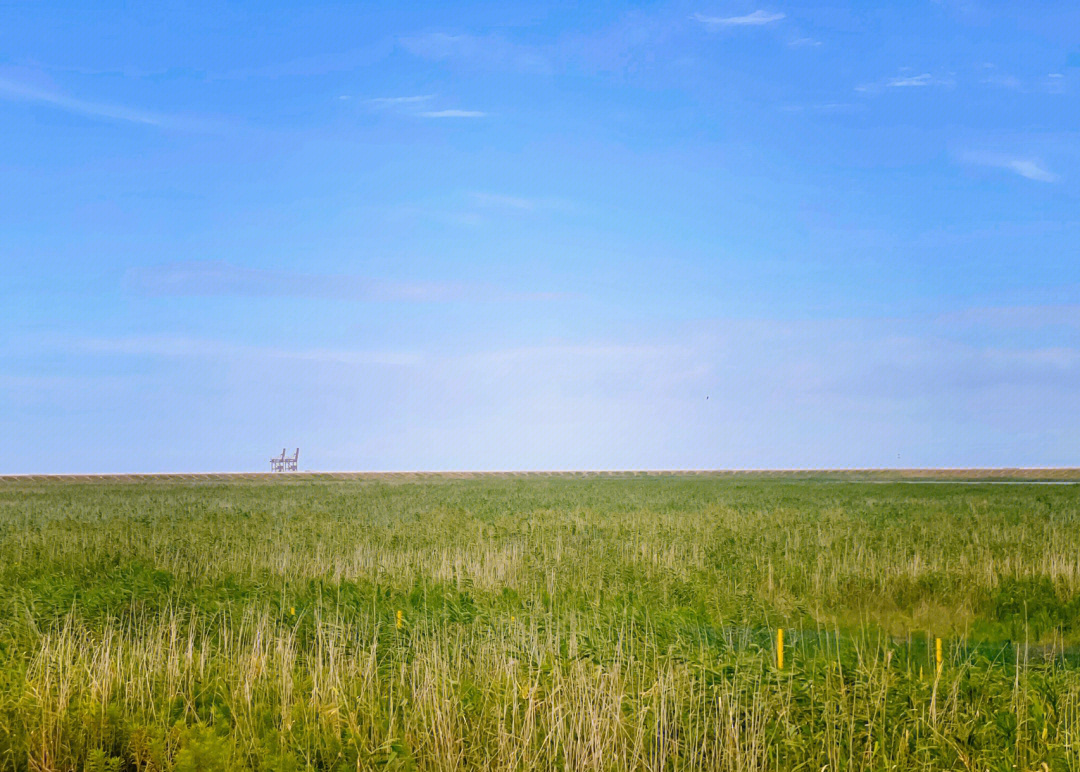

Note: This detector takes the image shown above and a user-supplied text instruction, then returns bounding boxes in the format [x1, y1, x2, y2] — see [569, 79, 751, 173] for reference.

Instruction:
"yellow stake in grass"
[777, 628, 784, 670]
[396, 610, 403, 630]
[935, 637, 942, 674]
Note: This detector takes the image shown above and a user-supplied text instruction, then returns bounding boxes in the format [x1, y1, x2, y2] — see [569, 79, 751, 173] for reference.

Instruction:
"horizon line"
[3, 468, 1079, 483]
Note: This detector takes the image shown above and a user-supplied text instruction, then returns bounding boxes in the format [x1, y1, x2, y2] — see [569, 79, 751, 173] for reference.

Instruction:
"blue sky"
[2, 0, 1079, 473]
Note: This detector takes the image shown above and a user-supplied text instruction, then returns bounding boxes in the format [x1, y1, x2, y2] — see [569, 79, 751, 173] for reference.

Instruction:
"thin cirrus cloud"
[365, 94, 435, 106]
[888, 73, 939, 87]
[692, 10, 786, 27]
[398, 32, 552, 74]
[956, 152, 1060, 183]
[1, 75, 163, 126]
[397, 21, 687, 78]
[855, 71, 956, 93]
[398, 18, 699, 78]
[418, 109, 486, 118]
[0, 73, 214, 131]
[59, 335, 422, 368]
[123, 261, 559, 302]
[357, 93, 485, 118]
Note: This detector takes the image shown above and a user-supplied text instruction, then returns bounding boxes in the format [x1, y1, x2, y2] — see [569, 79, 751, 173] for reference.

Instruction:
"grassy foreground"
[1, 476, 1079, 771]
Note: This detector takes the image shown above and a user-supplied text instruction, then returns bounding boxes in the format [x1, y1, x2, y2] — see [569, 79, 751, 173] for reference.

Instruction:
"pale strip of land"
[2, 468, 1079, 483]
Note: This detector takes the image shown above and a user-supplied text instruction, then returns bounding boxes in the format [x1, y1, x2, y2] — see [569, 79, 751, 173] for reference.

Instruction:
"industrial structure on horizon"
[270, 448, 298, 472]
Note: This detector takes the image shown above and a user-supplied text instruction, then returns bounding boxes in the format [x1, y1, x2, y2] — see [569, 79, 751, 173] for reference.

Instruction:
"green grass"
[1, 476, 1079, 770]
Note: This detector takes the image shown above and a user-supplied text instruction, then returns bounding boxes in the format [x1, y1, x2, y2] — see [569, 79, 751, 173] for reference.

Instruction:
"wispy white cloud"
[693, 10, 786, 27]
[778, 102, 858, 113]
[856, 70, 956, 93]
[60, 335, 423, 367]
[887, 73, 937, 87]
[355, 93, 485, 119]
[977, 63, 1063, 93]
[956, 152, 1060, 182]
[398, 14, 691, 79]
[1004, 160, 1059, 182]
[418, 109, 486, 118]
[123, 261, 557, 302]
[0, 75, 173, 127]
[365, 94, 434, 106]
[1044, 73, 1069, 94]
[399, 32, 552, 74]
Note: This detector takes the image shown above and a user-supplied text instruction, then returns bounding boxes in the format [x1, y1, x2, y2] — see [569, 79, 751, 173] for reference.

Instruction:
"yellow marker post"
[396, 610, 403, 630]
[935, 637, 942, 674]
[777, 628, 784, 670]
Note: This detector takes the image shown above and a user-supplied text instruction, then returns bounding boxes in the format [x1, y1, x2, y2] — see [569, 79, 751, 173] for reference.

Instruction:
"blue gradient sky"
[3, 1, 1079, 473]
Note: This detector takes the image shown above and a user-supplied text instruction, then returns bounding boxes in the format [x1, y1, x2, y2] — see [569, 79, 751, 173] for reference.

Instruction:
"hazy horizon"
[3, 1, 1079, 473]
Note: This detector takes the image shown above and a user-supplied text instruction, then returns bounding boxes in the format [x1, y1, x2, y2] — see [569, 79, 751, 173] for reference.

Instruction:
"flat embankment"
[3, 466, 1079, 483]
[2, 475, 1079, 770]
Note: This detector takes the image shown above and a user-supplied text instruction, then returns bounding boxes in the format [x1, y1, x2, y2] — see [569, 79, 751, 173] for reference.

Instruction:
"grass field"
[2, 475, 1080, 771]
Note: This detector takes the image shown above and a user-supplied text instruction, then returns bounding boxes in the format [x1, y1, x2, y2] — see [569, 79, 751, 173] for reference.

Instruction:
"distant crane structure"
[270, 448, 299, 473]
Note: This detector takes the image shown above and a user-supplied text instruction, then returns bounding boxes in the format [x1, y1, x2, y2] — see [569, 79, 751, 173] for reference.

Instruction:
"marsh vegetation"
[1, 476, 1079, 770]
